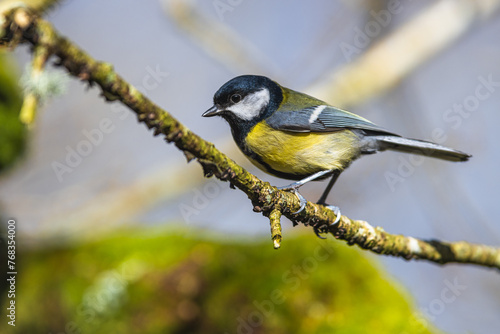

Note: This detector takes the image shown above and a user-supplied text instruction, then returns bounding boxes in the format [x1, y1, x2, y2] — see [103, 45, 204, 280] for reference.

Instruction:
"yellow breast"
[244, 121, 361, 177]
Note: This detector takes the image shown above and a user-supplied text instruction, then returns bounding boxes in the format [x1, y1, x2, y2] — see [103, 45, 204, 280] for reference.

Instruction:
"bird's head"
[203, 75, 282, 128]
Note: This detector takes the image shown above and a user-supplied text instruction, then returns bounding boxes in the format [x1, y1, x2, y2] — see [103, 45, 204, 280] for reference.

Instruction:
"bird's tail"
[374, 135, 471, 162]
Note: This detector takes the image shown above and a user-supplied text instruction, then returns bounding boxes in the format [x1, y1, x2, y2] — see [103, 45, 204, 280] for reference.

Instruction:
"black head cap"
[203, 75, 283, 129]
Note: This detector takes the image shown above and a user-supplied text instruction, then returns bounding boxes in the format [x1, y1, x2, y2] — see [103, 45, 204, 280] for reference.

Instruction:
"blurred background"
[0, 0, 499, 333]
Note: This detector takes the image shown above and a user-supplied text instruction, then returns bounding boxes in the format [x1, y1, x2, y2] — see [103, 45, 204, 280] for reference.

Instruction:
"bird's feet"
[313, 204, 341, 239]
[276, 170, 335, 215]
[277, 184, 307, 214]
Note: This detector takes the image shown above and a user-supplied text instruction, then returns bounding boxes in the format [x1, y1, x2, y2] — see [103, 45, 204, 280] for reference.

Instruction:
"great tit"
[203, 75, 470, 232]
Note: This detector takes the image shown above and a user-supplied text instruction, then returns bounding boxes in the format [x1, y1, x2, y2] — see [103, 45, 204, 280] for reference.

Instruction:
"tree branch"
[2, 8, 499, 270]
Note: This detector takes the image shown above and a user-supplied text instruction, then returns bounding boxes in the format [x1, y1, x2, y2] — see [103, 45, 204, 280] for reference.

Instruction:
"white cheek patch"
[308, 105, 326, 124]
[228, 89, 270, 121]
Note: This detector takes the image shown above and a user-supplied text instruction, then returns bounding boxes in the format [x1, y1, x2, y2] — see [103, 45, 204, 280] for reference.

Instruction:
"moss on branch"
[1, 8, 499, 270]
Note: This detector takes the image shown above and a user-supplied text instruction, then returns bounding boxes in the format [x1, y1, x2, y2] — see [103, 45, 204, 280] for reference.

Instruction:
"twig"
[267, 209, 282, 249]
[1, 8, 499, 270]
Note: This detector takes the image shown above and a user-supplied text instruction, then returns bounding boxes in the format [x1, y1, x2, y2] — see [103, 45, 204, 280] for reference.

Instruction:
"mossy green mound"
[1, 228, 437, 334]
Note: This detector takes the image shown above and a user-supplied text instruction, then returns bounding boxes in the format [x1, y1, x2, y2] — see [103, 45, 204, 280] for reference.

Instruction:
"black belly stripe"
[226, 114, 332, 181]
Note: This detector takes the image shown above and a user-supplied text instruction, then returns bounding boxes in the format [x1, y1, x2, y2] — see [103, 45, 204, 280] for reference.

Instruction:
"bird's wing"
[266, 105, 398, 135]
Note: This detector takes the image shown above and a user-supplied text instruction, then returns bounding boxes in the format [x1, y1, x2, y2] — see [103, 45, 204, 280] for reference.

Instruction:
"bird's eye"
[230, 94, 242, 103]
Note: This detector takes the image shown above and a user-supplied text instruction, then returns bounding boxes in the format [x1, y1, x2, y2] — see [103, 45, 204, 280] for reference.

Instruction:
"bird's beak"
[202, 105, 221, 117]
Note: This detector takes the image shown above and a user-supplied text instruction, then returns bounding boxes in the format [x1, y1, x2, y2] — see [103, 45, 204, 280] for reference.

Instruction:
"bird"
[202, 75, 471, 236]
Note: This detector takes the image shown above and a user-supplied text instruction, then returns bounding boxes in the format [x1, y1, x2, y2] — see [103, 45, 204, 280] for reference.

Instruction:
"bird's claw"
[326, 205, 341, 225]
[313, 225, 328, 239]
[277, 186, 307, 214]
[291, 189, 307, 214]
[313, 204, 341, 239]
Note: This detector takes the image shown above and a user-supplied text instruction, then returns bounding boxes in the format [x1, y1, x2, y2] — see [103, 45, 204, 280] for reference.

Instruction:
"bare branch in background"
[164, 0, 500, 107]
[162, 0, 275, 76]
[308, 0, 500, 106]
